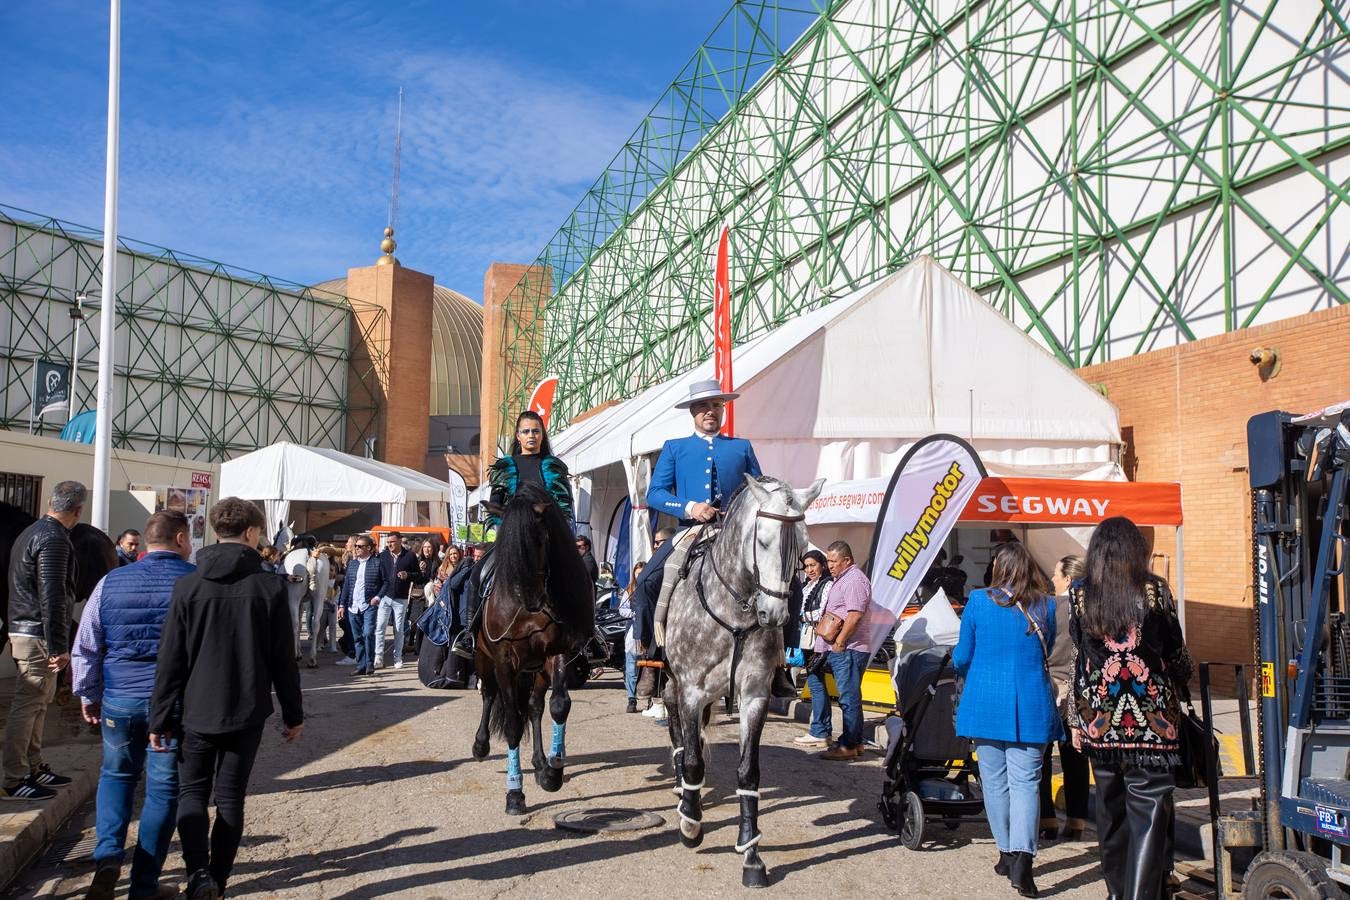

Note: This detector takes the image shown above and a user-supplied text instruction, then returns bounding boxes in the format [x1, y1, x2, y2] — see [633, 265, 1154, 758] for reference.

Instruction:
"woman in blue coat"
[953, 541, 1062, 898]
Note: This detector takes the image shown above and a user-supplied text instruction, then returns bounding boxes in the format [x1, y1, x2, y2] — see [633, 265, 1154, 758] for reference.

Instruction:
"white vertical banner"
[623, 454, 653, 567]
[864, 434, 987, 653]
[447, 469, 468, 544]
[572, 472, 593, 538]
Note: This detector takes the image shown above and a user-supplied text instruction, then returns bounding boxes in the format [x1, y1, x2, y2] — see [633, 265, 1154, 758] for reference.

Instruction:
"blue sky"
[0, 0, 740, 295]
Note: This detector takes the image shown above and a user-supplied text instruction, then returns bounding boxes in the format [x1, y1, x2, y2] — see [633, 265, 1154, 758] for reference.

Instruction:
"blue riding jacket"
[647, 434, 762, 523]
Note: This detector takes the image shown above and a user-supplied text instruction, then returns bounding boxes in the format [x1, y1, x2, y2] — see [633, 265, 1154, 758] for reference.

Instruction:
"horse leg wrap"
[505, 747, 522, 791]
[677, 783, 703, 826]
[548, 723, 566, 768]
[735, 833, 764, 854]
[737, 789, 762, 852]
[671, 746, 686, 796]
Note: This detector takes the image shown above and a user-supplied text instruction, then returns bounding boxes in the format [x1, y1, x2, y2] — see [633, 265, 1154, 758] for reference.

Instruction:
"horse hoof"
[679, 820, 703, 847]
[505, 789, 527, 815]
[534, 765, 563, 793]
[742, 861, 769, 888]
[472, 739, 490, 760]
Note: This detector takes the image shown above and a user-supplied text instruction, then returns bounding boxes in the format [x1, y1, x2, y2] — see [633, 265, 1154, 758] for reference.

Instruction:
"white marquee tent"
[551, 257, 1122, 565]
[220, 442, 452, 536]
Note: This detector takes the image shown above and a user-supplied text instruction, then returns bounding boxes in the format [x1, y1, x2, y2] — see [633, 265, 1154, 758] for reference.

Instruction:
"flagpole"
[92, 0, 121, 530]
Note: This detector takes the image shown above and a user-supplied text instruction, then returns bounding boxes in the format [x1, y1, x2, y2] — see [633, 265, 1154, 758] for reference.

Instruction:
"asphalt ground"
[8, 651, 1110, 898]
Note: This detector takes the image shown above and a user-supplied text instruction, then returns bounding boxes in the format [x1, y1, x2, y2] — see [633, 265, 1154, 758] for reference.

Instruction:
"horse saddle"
[653, 524, 719, 646]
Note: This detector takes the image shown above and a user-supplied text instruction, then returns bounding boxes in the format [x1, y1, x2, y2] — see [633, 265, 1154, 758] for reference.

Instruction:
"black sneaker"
[31, 764, 73, 787]
[87, 859, 121, 900]
[626, 698, 638, 713]
[185, 868, 219, 900]
[451, 633, 475, 661]
[2, 778, 56, 801]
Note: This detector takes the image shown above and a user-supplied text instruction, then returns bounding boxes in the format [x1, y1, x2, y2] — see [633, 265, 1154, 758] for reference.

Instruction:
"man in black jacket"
[374, 532, 424, 671]
[3, 480, 84, 802]
[149, 497, 303, 900]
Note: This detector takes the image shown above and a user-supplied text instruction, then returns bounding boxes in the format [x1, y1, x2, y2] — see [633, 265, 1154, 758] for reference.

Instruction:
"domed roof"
[313, 277, 483, 417]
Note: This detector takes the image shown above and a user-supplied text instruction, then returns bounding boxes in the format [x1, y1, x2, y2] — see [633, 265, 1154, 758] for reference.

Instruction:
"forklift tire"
[1243, 850, 1344, 899]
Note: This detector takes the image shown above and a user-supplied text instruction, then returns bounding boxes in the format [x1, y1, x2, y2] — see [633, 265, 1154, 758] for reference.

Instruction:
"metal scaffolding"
[495, 0, 1349, 438]
[0, 206, 387, 461]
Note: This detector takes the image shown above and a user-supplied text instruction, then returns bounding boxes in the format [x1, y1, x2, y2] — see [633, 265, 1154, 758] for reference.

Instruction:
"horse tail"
[487, 673, 533, 740]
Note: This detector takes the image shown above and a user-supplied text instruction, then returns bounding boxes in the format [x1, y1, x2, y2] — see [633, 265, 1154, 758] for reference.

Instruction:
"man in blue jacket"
[632, 379, 761, 648]
[337, 535, 392, 676]
[72, 510, 195, 900]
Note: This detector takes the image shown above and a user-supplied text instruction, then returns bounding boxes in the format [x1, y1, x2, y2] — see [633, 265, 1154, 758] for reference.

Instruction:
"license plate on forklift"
[1315, 805, 1349, 838]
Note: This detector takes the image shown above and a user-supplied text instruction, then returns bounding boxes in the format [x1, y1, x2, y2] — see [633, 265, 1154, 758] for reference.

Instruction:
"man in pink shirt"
[813, 541, 873, 760]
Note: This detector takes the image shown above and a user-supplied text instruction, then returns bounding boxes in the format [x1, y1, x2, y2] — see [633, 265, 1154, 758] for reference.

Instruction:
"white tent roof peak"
[220, 441, 452, 504]
[551, 257, 1120, 484]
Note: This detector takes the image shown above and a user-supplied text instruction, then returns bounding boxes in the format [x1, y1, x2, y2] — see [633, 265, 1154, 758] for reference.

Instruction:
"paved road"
[13, 652, 1108, 898]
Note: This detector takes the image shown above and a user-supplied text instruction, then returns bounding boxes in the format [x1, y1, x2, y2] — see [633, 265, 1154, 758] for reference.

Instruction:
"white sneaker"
[373, 656, 385, 670]
[793, 733, 827, 746]
[393, 658, 404, 670]
[336, 656, 357, 666]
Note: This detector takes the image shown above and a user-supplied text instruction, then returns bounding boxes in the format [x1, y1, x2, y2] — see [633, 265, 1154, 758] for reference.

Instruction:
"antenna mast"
[377, 87, 403, 265]
[388, 86, 403, 233]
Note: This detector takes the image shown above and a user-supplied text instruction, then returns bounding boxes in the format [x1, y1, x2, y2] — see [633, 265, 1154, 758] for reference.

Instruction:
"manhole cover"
[554, 808, 665, 834]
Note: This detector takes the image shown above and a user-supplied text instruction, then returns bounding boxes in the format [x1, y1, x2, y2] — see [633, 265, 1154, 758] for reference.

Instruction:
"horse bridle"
[709, 507, 806, 612]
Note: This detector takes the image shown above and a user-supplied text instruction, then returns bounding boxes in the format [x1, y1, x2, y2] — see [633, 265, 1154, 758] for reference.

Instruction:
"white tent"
[552, 257, 1122, 562]
[220, 442, 452, 535]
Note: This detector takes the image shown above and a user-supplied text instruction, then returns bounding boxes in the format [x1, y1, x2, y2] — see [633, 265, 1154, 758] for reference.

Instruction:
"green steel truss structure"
[0, 206, 387, 461]
[496, 0, 1348, 436]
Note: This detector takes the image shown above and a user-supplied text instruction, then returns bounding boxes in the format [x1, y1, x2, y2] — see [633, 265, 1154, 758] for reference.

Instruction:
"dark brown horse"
[470, 482, 595, 814]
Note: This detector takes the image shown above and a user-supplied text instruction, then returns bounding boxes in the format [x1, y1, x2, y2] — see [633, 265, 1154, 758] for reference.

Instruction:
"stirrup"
[452, 633, 476, 660]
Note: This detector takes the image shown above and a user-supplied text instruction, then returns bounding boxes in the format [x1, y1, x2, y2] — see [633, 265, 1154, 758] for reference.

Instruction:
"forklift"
[1244, 401, 1350, 897]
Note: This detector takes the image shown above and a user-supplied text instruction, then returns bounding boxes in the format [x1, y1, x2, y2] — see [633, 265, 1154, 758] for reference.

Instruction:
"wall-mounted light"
[1250, 346, 1280, 381]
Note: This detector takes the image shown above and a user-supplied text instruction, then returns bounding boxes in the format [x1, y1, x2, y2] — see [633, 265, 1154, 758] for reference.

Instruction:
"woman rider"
[451, 411, 574, 659]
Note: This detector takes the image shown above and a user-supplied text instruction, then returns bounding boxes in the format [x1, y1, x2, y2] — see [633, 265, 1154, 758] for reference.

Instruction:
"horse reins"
[697, 503, 806, 707]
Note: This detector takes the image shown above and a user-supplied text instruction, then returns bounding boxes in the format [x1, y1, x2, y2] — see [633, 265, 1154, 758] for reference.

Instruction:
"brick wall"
[479, 263, 549, 477]
[1080, 303, 1350, 671]
[345, 263, 434, 471]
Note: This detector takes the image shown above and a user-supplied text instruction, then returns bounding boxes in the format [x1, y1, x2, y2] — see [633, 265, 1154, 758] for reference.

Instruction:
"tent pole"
[1176, 525, 1186, 634]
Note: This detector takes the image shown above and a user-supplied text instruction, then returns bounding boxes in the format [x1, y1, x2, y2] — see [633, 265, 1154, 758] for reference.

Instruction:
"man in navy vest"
[72, 511, 195, 900]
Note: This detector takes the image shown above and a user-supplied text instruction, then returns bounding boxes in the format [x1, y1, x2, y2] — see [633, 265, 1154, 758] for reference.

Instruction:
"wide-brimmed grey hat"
[675, 378, 740, 409]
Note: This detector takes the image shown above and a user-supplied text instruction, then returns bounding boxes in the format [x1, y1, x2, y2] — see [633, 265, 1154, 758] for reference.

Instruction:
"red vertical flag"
[713, 225, 734, 436]
[527, 376, 559, 430]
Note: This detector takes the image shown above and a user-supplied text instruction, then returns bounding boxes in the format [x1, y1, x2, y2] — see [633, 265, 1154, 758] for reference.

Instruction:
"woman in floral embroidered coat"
[1069, 516, 1193, 900]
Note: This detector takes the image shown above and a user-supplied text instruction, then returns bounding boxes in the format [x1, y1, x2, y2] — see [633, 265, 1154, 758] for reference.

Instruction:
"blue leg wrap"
[550, 723, 566, 764]
[506, 747, 522, 791]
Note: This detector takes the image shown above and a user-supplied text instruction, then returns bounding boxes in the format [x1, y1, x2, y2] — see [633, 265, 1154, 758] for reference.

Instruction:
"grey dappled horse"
[661, 474, 824, 888]
[281, 535, 326, 669]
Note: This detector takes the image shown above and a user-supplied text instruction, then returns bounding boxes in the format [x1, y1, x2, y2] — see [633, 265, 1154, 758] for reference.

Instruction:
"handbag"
[815, 611, 844, 644]
[1174, 703, 1221, 788]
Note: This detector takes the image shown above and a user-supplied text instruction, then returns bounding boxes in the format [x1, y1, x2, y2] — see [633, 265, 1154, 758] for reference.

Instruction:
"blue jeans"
[349, 607, 377, 672]
[624, 651, 638, 699]
[975, 739, 1046, 855]
[805, 657, 833, 739]
[93, 696, 178, 896]
[829, 649, 869, 748]
[375, 597, 407, 661]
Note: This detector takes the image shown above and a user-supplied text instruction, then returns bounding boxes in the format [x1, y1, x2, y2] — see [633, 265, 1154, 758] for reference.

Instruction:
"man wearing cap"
[632, 380, 783, 693]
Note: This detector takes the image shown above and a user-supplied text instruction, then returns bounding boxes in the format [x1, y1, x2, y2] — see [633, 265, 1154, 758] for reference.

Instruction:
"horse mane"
[496, 482, 594, 628]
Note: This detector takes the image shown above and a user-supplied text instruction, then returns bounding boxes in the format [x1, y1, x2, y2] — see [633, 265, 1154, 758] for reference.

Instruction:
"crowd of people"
[2, 384, 1191, 900]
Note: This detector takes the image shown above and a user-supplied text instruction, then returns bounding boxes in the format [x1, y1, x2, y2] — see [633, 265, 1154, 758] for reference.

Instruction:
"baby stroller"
[878, 645, 984, 849]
